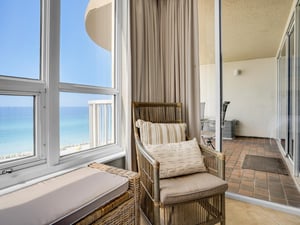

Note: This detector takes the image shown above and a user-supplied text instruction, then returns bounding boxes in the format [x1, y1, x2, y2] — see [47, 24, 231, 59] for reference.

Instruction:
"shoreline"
[0, 143, 91, 161]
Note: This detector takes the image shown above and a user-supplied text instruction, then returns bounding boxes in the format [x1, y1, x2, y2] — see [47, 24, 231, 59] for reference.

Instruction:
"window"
[0, 0, 40, 79]
[60, 0, 113, 87]
[0, 0, 120, 188]
[0, 95, 35, 162]
[0, 0, 44, 169]
[59, 0, 116, 156]
[60, 93, 114, 156]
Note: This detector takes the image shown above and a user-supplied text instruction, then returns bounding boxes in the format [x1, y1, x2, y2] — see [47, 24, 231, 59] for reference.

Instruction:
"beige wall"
[200, 57, 277, 138]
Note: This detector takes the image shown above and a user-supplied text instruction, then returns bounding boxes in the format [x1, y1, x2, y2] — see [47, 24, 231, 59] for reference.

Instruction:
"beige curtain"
[131, 0, 164, 102]
[130, 0, 201, 170]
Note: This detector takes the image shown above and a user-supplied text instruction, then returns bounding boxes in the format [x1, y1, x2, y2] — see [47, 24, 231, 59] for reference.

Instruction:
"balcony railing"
[88, 99, 114, 148]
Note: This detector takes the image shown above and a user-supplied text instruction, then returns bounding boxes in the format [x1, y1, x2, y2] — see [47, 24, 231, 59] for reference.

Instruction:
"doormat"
[242, 155, 289, 175]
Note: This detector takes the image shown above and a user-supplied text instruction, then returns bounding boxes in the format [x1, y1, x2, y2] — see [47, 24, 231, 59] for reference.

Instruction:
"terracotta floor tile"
[222, 137, 300, 208]
[240, 185, 254, 193]
[270, 196, 287, 205]
[229, 177, 241, 184]
[254, 187, 269, 196]
[255, 181, 268, 189]
[254, 193, 269, 201]
[288, 200, 300, 208]
[238, 189, 253, 197]
[255, 171, 267, 179]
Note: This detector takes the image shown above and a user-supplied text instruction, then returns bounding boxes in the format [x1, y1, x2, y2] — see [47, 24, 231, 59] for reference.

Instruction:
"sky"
[0, 0, 112, 107]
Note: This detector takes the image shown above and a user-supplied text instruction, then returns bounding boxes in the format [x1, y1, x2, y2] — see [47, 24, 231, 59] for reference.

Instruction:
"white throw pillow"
[136, 119, 186, 145]
[145, 138, 207, 178]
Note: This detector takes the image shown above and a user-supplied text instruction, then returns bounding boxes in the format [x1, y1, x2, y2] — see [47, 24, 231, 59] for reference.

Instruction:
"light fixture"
[234, 69, 242, 76]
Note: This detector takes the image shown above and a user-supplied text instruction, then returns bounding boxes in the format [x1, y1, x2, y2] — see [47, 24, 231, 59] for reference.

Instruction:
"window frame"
[0, 0, 123, 189]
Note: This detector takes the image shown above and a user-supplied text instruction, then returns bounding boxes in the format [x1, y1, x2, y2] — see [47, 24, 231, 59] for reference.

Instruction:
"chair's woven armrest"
[135, 138, 160, 199]
[199, 144, 225, 179]
[134, 138, 161, 224]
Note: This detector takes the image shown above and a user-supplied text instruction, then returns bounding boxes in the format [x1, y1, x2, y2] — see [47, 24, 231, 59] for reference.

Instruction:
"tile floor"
[223, 137, 300, 208]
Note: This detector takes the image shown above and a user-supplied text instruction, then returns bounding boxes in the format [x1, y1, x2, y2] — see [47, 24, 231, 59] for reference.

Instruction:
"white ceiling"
[199, 0, 294, 64]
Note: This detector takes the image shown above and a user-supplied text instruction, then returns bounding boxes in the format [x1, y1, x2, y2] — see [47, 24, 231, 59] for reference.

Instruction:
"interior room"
[199, 0, 300, 209]
[0, 0, 300, 224]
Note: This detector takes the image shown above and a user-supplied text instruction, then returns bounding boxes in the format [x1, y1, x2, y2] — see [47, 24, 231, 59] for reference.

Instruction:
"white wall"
[200, 57, 277, 138]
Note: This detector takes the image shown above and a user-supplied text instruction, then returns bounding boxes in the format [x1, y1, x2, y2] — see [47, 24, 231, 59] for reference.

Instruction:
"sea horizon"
[0, 106, 93, 156]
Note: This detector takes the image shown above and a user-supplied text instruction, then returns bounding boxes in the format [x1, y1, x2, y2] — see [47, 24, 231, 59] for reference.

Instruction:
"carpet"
[242, 155, 289, 175]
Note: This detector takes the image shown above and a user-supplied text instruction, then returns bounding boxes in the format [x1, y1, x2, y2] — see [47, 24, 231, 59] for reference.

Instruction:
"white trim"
[0, 144, 124, 189]
[214, 0, 223, 152]
[0, 149, 125, 196]
[226, 192, 300, 217]
[0, 77, 45, 93]
[59, 83, 119, 95]
[115, 0, 132, 170]
[46, 0, 60, 166]
[294, 3, 300, 177]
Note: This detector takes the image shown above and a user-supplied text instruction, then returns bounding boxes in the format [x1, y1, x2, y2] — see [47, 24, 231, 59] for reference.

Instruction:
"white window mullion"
[45, 0, 60, 166]
[59, 82, 119, 96]
[294, 4, 300, 176]
[214, 0, 223, 152]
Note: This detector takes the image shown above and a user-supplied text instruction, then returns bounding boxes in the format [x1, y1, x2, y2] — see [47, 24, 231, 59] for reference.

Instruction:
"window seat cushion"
[0, 167, 129, 225]
[160, 172, 228, 205]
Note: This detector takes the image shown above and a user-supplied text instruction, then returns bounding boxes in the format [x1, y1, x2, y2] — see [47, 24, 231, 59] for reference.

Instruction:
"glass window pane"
[60, 0, 113, 87]
[60, 93, 114, 156]
[0, 95, 35, 163]
[0, 0, 40, 79]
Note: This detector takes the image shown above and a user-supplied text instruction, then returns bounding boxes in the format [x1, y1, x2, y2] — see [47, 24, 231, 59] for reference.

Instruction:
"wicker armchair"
[132, 102, 228, 225]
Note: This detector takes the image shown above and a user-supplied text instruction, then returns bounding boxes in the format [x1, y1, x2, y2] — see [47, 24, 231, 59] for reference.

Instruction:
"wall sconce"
[234, 69, 242, 76]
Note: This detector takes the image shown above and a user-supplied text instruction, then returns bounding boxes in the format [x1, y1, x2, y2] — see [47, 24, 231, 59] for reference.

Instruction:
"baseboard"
[226, 192, 300, 217]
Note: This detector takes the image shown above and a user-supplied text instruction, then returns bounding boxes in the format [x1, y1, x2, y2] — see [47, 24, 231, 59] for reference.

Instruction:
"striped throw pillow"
[136, 119, 186, 145]
[145, 138, 207, 178]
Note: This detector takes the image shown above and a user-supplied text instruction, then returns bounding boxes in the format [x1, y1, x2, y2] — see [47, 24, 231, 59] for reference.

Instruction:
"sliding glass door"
[278, 38, 288, 152]
[288, 26, 295, 160]
[278, 13, 300, 175]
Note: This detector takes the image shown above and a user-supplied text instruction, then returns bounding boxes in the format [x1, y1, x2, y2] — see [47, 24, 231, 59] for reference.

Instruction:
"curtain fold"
[131, 0, 163, 103]
[130, 0, 201, 170]
[159, 0, 201, 140]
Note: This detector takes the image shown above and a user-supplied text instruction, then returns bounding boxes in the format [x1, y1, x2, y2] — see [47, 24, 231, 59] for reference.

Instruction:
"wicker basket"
[75, 163, 140, 225]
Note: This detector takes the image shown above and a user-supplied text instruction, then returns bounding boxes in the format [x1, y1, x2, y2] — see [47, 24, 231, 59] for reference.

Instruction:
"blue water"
[0, 107, 34, 154]
[0, 107, 92, 155]
[60, 107, 89, 149]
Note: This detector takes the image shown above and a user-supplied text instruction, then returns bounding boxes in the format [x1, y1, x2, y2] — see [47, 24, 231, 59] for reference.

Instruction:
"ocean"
[0, 107, 95, 156]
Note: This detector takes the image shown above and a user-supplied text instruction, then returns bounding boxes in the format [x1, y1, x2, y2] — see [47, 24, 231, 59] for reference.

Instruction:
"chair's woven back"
[132, 102, 183, 224]
[132, 102, 182, 123]
[132, 102, 183, 141]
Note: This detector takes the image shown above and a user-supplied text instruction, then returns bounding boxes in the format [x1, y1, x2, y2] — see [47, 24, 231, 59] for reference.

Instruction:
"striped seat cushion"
[136, 119, 186, 145]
